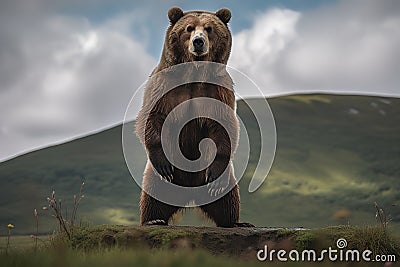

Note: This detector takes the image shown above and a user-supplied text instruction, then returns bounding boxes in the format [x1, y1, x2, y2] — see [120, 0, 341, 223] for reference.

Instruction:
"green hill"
[1, 94, 399, 235]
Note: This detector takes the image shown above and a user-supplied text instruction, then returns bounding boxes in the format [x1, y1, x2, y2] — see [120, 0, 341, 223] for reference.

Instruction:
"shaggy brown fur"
[136, 7, 252, 227]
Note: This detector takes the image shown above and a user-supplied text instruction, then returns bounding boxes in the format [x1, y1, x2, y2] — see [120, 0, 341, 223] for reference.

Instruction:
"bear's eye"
[205, 26, 212, 33]
[186, 25, 195, 32]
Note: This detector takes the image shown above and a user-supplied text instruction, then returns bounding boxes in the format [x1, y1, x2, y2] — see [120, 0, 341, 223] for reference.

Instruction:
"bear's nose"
[193, 36, 205, 51]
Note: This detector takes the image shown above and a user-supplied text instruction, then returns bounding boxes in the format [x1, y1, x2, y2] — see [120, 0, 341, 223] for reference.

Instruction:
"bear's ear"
[168, 7, 184, 24]
[216, 8, 231, 24]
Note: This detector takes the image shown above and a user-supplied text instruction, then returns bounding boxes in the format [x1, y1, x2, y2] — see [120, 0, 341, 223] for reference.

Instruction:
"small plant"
[47, 190, 71, 239]
[5, 223, 14, 254]
[46, 182, 85, 240]
[71, 182, 85, 227]
[33, 209, 38, 250]
[374, 202, 391, 232]
[29, 206, 50, 251]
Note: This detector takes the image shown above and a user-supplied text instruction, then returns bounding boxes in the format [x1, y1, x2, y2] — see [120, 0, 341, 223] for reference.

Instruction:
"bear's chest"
[166, 83, 220, 114]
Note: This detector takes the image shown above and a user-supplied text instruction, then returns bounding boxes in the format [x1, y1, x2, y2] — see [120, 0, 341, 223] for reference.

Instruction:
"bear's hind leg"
[199, 184, 240, 227]
[140, 191, 180, 226]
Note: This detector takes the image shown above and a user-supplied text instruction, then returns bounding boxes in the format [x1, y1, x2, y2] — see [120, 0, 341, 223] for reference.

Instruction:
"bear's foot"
[142, 219, 168, 226]
[233, 222, 255, 227]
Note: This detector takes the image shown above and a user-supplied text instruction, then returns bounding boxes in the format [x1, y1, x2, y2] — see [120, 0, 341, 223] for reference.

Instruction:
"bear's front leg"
[145, 111, 174, 182]
[148, 146, 173, 182]
[206, 156, 231, 196]
[205, 117, 237, 196]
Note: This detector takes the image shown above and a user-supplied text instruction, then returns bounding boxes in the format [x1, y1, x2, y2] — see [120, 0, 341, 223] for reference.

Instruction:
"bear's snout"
[193, 36, 205, 51]
[189, 29, 209, 57]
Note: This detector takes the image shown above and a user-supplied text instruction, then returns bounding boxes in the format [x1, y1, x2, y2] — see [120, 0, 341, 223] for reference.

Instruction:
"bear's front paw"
[150, 153, 174, 182]
[206, 167, 229, 197]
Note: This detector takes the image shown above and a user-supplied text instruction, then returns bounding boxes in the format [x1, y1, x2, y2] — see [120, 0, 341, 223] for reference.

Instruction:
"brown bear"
[135, 7, 252, 227]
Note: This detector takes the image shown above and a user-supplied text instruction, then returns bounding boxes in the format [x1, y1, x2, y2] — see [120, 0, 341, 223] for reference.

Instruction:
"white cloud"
[0, 5, 156, 161]
[230, 8, 301, 97]
[230, 0, 400, 98]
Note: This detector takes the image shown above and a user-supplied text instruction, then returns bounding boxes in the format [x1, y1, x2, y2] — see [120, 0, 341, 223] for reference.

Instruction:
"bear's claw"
[151, 155, 174, 182]
[205, 163, 230, 197]
[142, 219, 168, 226]
[207, 178, 228, 197]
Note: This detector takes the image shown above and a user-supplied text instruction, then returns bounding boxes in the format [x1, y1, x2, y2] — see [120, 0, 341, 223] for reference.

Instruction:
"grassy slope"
[239, 95, 400, 232]
[0, 94, 399, 235]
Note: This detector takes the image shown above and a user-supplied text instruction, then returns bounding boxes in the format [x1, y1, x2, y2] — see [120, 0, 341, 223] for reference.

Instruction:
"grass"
[145, 227, 196, 247]
[294, 226, 400, 255]
[0, 225, 399, 267]
[0, 235, 49, 251]
[2, 248, 390, 267]
[1, 248, 344, 267]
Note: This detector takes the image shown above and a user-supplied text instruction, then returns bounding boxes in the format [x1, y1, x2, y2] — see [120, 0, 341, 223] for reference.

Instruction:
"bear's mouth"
[189, 49, 209, 58]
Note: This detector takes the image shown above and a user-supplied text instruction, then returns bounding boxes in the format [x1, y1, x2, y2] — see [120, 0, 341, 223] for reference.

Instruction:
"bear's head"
[162, 7, 232, 65]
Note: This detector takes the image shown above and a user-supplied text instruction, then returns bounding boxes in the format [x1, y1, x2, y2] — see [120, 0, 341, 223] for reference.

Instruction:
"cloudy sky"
[0, 0, 399, 162]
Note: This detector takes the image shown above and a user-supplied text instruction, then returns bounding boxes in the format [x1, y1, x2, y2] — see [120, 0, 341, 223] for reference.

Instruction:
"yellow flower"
[7, 224, 14, 229]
